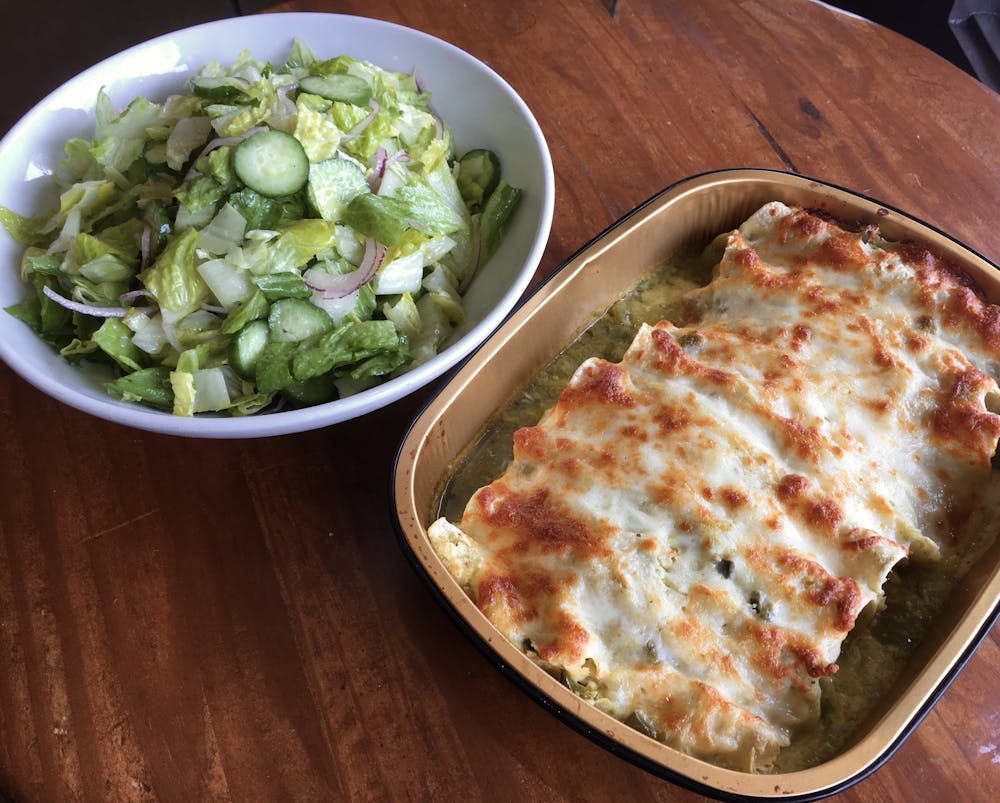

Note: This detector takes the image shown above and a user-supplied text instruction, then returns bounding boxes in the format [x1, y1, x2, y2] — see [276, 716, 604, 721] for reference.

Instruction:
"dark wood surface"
[2, 1, 1000, 801]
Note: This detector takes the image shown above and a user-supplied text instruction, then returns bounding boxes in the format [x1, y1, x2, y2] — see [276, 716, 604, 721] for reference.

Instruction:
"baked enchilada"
[427, 201, 1000, 771]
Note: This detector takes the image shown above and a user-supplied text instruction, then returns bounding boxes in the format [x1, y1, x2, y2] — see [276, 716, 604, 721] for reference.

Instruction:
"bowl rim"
[0, 12, 555, 438]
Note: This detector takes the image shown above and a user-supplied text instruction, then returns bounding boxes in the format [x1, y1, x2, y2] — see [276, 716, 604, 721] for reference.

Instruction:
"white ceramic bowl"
[0, 13, 554, 438]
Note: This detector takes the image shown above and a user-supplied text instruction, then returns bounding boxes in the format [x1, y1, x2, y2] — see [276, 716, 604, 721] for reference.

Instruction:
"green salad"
[0, 39, 521, 416]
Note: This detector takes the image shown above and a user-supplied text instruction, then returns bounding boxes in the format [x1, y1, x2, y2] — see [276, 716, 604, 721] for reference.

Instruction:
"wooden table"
[2, 1, 1000, 800]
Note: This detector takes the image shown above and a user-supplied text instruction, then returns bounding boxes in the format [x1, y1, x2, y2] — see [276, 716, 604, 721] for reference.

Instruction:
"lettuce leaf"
[266, 219, 338, 273]
[285, 38, 317, 71]
[165, 115, 213, 171]
[294, 101, 344, 162]
[291, 319, 403, 380]
[395, 179, 465, 236]
[169, 370, 197, 416]
[174, 175, 226, 214]
[140, 227, 208, 317]
[330, 101, 394, 161]
[226, 188, 303, 231]
[92, 317, 147, 371]
[44, 180, 120, 241]
[91, 91, 167, 175]
[341, 194, 411, 247]
[0, 206, 49, 246]
[106, 366, 174, 410]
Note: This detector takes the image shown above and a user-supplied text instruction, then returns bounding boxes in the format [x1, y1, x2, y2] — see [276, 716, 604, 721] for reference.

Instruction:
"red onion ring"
[276, 84, 298, 118]
[140, 223, 152, 271]
[385, 150, 411, 169]
[369, 147, 388, 191]
[370, 148, 411, 193]
[303, 238, 387, 299]
[341, 99, 381, 143]
[43, 284, 127, 318]
[119, 289, 156, 304]
[370, 148, 387, 191]
[413, 69, 444, 140]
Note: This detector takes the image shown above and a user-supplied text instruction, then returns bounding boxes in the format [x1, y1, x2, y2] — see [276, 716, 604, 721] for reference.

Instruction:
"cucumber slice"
[233, 130, 309, 198]
[229, 319, 270, 379]
[480, 182, 522, 263]
[268, 298, 335, 343]
[282, 373, 339, 406]
[298, 74, 372, 106]
[457, 149, 501, 211]
[307, 158, 370, 221]
[189, 77, 249, 104]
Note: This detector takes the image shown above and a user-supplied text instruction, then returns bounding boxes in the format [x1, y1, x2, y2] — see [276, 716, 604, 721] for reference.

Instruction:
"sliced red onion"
[276, 84, 298, 117]
[43, 284, 126, 318]
[200, 303, 227, 314]
[140, 223, 152, 271]
[385, 150, 411, 169]
[200, 126, 268, 158]
[369, 147, 388, 191]
[413, 68, 429, 96]
[413, 68, 444, 140]
[370, 148, 411, 193]
[303, 238, 386, 299]
[341, 99, 381, 143]
[120, 289, 156, 304]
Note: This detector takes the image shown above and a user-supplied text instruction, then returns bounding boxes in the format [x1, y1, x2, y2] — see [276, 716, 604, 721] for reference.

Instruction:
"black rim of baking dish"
[389, 166, 1000, 801]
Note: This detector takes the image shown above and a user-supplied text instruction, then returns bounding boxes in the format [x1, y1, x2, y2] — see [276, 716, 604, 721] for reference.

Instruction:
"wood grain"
[2, 1, 1000, 801]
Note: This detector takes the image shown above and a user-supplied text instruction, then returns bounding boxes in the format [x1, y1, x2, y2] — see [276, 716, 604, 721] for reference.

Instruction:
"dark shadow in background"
[826, 1, 977, 76]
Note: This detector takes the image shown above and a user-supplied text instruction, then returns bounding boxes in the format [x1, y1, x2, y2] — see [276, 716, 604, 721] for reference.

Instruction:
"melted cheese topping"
[428, 202, 1000, 771]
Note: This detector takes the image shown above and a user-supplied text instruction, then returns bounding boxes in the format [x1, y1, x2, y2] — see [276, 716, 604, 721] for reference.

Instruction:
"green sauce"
[433, 248, 999, 772]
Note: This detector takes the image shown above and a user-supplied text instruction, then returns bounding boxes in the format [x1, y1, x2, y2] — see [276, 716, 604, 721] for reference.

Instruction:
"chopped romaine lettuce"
[140, 227, 208, 318]
[0, 39, 522, 417]
[107, 366, 174, 409]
